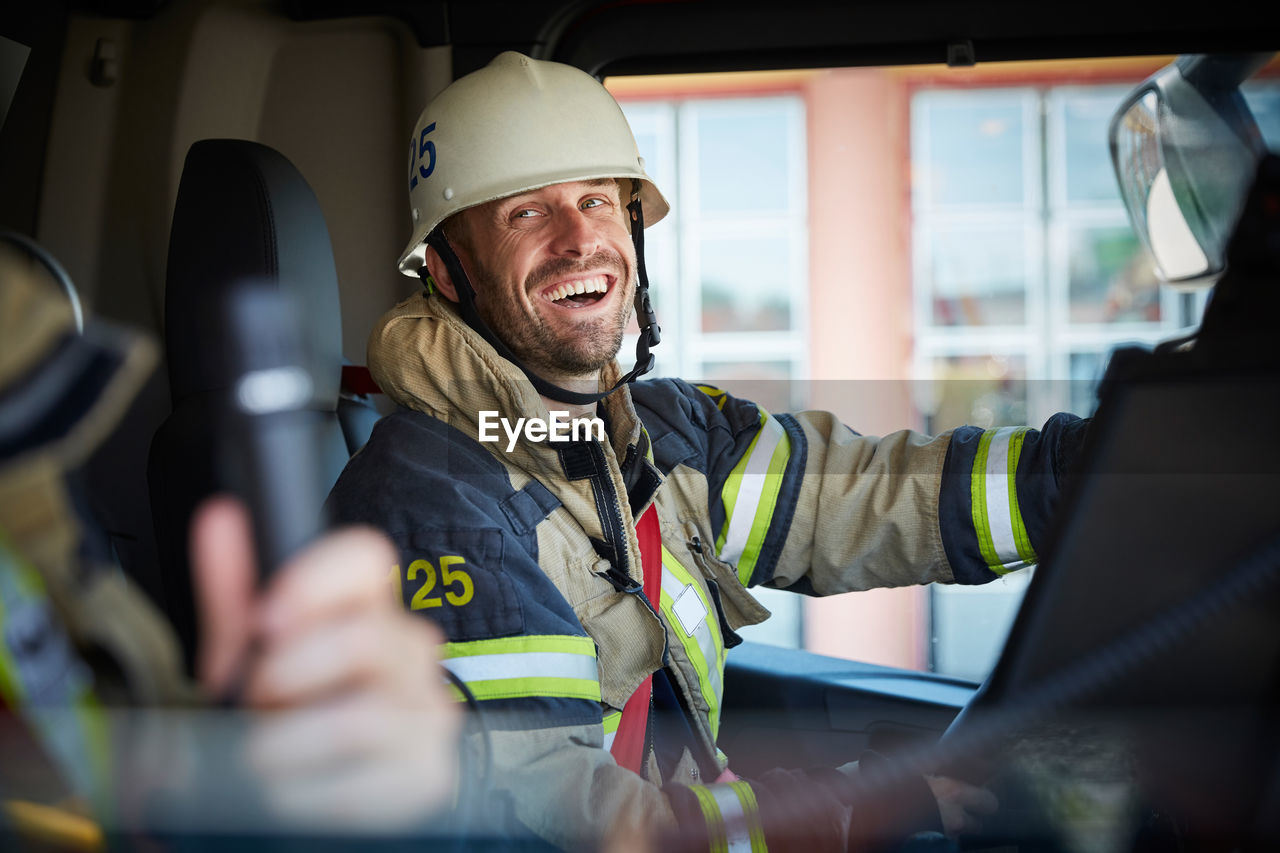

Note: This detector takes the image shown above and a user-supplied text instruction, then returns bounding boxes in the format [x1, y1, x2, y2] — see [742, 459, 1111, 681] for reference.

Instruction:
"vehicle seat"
[148, 138, 379, 672]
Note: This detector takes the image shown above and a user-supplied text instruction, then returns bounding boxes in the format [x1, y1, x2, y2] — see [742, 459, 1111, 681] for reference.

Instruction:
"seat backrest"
[148, 139, 376, 671]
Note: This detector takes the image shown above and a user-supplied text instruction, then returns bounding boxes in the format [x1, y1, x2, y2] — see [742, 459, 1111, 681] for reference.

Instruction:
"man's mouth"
[542, 274, 611, 308]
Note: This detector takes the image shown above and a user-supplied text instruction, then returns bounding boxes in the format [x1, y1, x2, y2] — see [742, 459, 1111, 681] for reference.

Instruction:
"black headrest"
[164, 139, 341, 407]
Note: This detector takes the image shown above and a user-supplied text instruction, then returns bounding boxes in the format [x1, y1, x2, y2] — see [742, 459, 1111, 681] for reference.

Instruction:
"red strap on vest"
[609, 505, 661, 774]
[340, 364, 382, 396]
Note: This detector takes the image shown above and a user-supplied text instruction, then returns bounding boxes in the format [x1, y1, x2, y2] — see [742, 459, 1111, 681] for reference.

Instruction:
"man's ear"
[423, 245, 460, 303]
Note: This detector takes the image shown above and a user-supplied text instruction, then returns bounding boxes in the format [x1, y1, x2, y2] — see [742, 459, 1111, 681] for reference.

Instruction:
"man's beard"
[471, 252, 633, 380]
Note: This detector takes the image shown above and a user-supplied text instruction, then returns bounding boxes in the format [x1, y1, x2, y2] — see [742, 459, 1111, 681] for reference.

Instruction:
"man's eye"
[513, 208, 539, 219]
[581, 198, 607, 210]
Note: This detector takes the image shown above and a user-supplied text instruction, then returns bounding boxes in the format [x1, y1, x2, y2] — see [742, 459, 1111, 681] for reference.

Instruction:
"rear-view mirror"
[1109, 54, 1272, 284]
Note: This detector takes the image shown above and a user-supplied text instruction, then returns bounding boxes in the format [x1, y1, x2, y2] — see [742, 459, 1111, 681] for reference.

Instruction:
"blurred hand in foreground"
[192, 496, 461, 830]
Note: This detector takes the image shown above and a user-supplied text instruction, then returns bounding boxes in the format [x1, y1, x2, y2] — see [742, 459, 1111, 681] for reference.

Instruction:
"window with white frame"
[911, 83, 1221, 681]
[618, 94, 809, 647]
[619, 95, 809, 415]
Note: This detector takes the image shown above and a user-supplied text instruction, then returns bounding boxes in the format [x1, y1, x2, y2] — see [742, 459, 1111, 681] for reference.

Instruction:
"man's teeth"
[548, 276, 608, 302]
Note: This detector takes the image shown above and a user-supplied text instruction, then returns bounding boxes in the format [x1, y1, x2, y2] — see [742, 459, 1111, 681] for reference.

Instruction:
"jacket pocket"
[681, 520, 770, 632]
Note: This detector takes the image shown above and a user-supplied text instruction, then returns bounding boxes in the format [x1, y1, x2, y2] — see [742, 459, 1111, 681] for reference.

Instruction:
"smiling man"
[434, 177, 637, 402]
[325, 51, 1085, 851]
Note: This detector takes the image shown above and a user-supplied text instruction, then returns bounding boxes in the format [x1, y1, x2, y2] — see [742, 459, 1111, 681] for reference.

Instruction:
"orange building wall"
[801, 67, 927, 670]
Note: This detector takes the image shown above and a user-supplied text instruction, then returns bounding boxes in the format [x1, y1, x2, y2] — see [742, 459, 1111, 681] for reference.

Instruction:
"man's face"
[450, 179, 636, 382]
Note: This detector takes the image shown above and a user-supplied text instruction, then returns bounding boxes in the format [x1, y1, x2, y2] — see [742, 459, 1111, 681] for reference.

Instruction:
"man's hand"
[925, 775, 999, 836]
[191, 496, 461, 830]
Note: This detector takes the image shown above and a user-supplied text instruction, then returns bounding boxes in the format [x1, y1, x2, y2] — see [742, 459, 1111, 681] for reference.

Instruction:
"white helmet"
[398, 51, 669, 274]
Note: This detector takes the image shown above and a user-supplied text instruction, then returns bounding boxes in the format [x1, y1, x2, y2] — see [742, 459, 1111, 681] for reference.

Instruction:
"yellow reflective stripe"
[2, 800, 104, 852]
[691, 785, 729, 853]
[75, 694, 112, 818]
[970, 427, 1036, 575]
[441, 635, 599, 701]
[443, 635, 596, 657]
[660, 547, 725, 738]
[695, 384, 729, 411]
[641, 426, 655, 464]
[0, 580, 20, 706]
[1006, 429, 1037, 565]
[726, 781, 767, 853]
[716, 412, 789, 585]
[455, 676, 600, 702]
[1, 536, 111, 804]
[691, 783, 767, 853]
[602, 710, 621, 751]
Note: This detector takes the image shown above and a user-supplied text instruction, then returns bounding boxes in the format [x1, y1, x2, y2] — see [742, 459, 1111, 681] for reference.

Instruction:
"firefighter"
[327, 51, 1084, 850]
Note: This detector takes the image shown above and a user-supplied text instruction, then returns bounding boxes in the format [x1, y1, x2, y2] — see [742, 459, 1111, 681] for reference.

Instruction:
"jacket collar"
[367, 292, 648, 485]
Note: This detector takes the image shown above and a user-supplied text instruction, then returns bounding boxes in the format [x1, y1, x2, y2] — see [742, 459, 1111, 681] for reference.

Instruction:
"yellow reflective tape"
[442, 634, 595, 659]
[717, 412, 789, 585]
[1006, 428, 1037, 565]
[970, 429, 1000, 572]
[660, 547, 724, 737]
[729, 781, 767, 852]
[1, 536, 111, 804]
[460, 676, 601, 702]
[0, 589, 19, 705]
[441, 635, 600, 701]
[690, 785, 729, 853]
[734, 427, 790, 586]
[2, 800, 103, 852]
[972, 427, 1036, 575]
[602, 709, 621, 751]
[695, 384, 729, 411]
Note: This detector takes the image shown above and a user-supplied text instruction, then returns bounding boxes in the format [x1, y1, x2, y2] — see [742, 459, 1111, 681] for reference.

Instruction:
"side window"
[611, 61, 1263, 680]
[618, 94, 809, 650]
[912, 84, 1207, 680]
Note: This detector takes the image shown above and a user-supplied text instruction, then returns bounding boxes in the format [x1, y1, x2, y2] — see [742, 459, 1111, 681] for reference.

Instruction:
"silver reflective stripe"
[661, 566, 724, 704]
[710, 785, 754, 853]
[440, 651, 598, 683]
[983, 426, 1021, 565]
[719, 416, 787, 566]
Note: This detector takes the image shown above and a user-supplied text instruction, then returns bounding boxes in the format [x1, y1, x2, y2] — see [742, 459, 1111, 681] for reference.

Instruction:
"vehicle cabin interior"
[2, 0, 1279, 848]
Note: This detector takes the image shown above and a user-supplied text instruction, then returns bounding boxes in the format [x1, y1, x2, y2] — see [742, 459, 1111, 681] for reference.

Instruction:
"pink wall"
[801, 68, 926, 670]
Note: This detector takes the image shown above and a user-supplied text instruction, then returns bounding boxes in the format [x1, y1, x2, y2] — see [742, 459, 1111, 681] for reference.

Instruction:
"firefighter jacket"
[325, 291, 1084, 850]
[1, 265, 198, 842]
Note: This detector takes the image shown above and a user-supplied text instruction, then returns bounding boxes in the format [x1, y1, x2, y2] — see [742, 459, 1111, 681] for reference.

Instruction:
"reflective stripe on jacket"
[326, 292, 1078, 849]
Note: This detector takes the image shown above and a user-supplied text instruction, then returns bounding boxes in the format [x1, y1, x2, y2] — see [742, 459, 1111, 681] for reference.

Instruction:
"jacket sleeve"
[636, 380, 1087, 594]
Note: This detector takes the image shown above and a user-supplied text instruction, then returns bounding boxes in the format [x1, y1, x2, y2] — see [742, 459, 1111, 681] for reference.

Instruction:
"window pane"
[696, 101, 796, 214]
[620, 102, 669, 183]
[921, 354, 1028, 431]
[919, 94, 1027, 206]
[1243, 83, 1280, 150]
[1067, 224, 1161, 324]
[1061, 89, 1129, 204]
[931, 573, 1031, 681]
[923, 225, 1028, 326]
[700, 236, 793, 332]
[698, 360, 797, 413]
[1068, 351, 1107, 417]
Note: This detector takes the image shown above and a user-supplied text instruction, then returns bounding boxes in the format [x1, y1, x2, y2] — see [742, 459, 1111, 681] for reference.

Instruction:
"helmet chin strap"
[422, 187, 660, 407]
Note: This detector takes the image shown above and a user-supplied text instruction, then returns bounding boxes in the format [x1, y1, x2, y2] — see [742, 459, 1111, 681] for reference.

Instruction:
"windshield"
[608, 55, 1280, 683]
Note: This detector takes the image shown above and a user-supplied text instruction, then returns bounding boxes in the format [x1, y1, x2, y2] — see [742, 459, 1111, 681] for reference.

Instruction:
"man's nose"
[549, 209, 601, 257]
